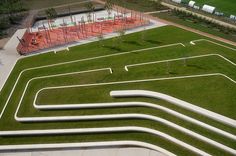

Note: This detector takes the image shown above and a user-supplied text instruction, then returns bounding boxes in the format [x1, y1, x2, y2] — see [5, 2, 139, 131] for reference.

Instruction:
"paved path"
[0, 147, 167, 156]
[144, 10, 170, 15]
[0, 38, 10, 49]
[0, 29, 25, 92]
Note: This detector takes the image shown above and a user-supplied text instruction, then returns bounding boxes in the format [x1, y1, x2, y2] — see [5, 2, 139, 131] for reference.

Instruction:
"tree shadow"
[124, 40, 141, 46]
[104, 45, 122, 52]
[187, 64, 206, 70]
[145, 39, 162, 45]
[169, 71, 178, 75]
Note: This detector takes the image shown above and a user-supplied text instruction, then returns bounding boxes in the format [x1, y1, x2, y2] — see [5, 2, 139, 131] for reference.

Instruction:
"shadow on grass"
[169, 72, 178, 75]
[104, 45, 122, 52]
[187, 64, 206, 70]
[145, 39, 162, 45]
[124, 40, 142, 46]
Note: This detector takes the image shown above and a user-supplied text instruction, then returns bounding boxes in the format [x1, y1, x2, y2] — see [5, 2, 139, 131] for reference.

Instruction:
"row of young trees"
[43, 0, 149, 52]
[84, 0, 114, 21]
[172, 8, 236, 35]
[44, 0, 115, 28]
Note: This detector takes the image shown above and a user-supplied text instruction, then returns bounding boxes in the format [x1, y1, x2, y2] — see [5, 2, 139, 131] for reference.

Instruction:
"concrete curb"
[0, 127, 210, 156]
[33, 101, 236, 141]
[0, 140, 175, 156]
[111, 90, 236, 128]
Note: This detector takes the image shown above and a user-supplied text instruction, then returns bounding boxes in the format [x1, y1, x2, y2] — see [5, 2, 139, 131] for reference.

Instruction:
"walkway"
[0, 147, 167, 156]
[0, 29, 25, 92]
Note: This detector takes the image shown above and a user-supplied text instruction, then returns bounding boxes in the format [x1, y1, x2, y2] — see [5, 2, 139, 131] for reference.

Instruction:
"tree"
[112, 37, 117, 48]
[2, 0, 24, 15]
[85, 1, 95, 22]
[45, 8, 57, 30]
[1, 0, 26, 25]
[166, 61, 170, 74]
[141, 26, 146, 44]
[68, 5, 73, 23]
[97, 33, 104, 47]
[118, 27, 126, 44]
[105, 0, 114, 19]
[183, 52, 188, 66]
[154, 0, 162, 10]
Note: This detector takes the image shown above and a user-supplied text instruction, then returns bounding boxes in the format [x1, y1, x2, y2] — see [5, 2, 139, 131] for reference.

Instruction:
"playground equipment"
[17, 9, 150, 55]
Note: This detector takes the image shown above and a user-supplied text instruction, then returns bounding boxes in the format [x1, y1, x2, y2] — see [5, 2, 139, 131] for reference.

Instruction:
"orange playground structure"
[17, 12, 150, 55]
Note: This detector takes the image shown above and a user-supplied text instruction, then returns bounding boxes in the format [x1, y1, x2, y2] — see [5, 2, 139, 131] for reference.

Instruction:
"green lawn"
[0, 26, 235, 155]
[194, 0, 236, 15]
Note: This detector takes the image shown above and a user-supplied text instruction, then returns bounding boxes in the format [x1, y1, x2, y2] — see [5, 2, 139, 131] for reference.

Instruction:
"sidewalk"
[0, 147, 167, 156]
[0, 29, 25, 92]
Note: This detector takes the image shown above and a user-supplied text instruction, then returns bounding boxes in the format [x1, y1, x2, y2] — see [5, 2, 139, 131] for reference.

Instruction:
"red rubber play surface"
[17, 16, 149, 55]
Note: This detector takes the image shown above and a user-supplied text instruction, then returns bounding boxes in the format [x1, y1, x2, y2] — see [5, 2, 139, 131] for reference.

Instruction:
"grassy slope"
[194, 0, 236, 15]
[0, 26, 235, 155]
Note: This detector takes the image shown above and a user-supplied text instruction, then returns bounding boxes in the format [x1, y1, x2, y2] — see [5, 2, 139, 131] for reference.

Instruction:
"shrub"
[0, 17, 10, 30]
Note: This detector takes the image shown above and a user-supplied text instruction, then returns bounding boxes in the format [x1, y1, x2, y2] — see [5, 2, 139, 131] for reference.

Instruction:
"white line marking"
[190, 41, 195, 45]
[191, 39, 236, 51]
[125, 53, 236, 70]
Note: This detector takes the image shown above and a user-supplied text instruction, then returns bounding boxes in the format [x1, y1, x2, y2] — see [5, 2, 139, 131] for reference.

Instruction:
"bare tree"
[105, 0, 114, 19]
[141, 26, 146, 44]
[45, 8, 57, 30]
[118, 26, 126, 43]
[183, 52, 188, 66]
[166, 61, 170, 74]
[97, 33, 104, 47]
[85, 1, 95, 22]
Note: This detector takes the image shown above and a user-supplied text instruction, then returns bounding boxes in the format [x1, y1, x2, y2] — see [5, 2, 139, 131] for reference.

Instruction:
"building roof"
[171, 0, 182, 4]
[188, 1, 196, 7]
[202, 4, 216, 14]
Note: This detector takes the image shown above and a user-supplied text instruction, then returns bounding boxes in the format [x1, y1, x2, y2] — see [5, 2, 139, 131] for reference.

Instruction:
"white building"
[193, 5, 200, 10]
[171, 0, 182, 4]
[202, 5, 216, 14]
[230, 15, 236, 21]
[188, 1, 196, 7]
